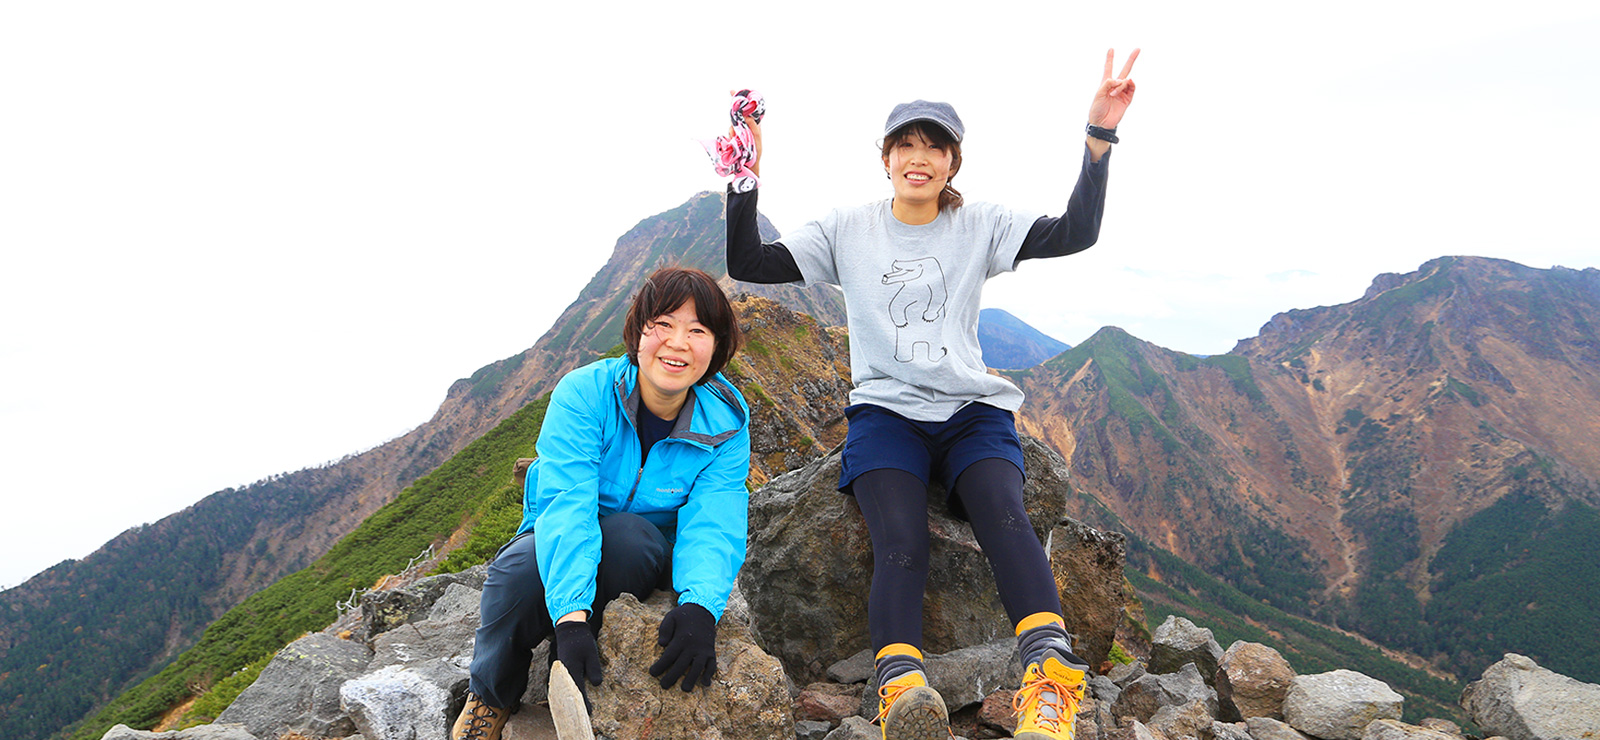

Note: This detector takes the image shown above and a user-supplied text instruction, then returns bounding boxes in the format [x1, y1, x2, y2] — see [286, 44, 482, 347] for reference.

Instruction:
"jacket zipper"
[623, 465, 643, 510]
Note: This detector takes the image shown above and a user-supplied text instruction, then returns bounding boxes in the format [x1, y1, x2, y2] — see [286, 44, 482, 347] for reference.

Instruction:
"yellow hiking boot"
[450, 691, 509, 740]
[1012, 648, 1089, 740]
[874, 669, 950, 740]
[872, 645, 949, 740]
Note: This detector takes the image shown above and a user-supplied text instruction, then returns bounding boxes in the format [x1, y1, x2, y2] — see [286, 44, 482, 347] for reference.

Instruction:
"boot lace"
[1013, 672, 1081, 733]
[873, 680, 914, 724]
[459, 697, 503, 740]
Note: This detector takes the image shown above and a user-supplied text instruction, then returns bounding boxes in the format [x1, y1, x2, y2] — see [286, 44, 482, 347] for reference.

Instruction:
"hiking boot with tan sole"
[874, 669, 950, 740]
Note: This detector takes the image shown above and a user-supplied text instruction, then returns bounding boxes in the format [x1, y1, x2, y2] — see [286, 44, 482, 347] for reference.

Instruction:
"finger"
[658, 655, 689, 689]
[1102, 48, 1114, 81]
[701, 656, 718, 685]
[585, 655, 603, 685]
[1118, 48, 1140, 79]
[657, 613, 676, 646]
[680, 656, 710, 692]
[650, 642, 684, 676]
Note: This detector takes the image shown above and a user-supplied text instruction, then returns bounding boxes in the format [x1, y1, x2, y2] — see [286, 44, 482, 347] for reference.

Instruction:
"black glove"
[554, 620, 602, 711]
[648, 603, 718, 692]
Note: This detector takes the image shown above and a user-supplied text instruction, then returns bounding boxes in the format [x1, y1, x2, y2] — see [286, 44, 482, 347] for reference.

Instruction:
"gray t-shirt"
[781, 199, 1042, 422]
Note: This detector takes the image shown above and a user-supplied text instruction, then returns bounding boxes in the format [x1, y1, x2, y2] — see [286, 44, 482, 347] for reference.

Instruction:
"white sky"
[2, 1, 1597, 589]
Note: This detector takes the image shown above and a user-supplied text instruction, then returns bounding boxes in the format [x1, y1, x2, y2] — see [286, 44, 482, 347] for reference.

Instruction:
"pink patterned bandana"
[701, 89, 765, 193]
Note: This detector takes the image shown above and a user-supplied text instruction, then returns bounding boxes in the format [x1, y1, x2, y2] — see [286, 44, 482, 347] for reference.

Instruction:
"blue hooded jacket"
[517, 356, 751, 622]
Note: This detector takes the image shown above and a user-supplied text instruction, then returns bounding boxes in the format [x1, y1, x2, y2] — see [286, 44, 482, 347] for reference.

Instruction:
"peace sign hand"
[1087, 48, 1139, 130]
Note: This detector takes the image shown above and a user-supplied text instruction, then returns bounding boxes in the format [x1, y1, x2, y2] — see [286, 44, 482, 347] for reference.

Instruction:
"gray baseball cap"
[884, 100, 964, 143]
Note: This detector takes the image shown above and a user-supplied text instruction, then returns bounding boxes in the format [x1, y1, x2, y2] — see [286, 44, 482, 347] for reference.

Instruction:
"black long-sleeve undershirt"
[725, 145, 1111, 284]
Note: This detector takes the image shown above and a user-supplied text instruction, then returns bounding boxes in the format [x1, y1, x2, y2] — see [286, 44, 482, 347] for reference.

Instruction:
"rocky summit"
[130, 555, 1600, 740]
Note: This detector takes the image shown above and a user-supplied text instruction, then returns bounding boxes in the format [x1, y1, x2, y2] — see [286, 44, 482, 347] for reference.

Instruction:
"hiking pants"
[467, 512, 671, 709]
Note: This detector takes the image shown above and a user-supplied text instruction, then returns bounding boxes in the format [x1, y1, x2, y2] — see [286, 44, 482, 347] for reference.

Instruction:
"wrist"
[557, 610, 589, 624]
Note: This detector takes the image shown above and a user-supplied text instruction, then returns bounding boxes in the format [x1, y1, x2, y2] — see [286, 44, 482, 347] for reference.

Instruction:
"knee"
[598, 513, 669, 572]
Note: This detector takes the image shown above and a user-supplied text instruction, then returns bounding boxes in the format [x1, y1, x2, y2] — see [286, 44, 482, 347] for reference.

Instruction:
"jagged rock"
[1110, 660, 1148, 687]
[1149, 698, 1218, 740]
[1459, 653, 1600, 740]
[1091, 674, 1123, 704]
[796, 682, 864, 722]
[588, 592, 793, 740]
[99, 725, 259, 740]
[827, 649, 876, 685]
[1149, 616, 1223, 685]
[979, 688, 1020, 735]
[796, 719, 835, 740]
[1112, 662, 1218, 723]
[1216, 641, 1295, 721]
[823, 715, 877, 740]
[740, 439, 1124, 684]
[1417, 718, 1463, 737]
[857, 638, 1018, 718]
[1362, 719, 1460, 740]
[1282, 670, 1402, 740]
[1075, 695, 1113, 740]
[355, 566, 488, 642]
[366, 613, 476, 708]
[1212, 721, 1253, 740]
[340, 665, 454, 740]
[1247, 716, 1316, 740]
[214, 632, 372, 739]
[426, 582, 482, 625]
[1051, 513, 1131, 671]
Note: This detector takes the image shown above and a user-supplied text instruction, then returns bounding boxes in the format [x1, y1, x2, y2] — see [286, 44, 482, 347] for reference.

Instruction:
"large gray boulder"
[366, 610, 477, 705]
[1217, 641, 1295, 721]
[739, 436, 1125, 684]
[1149, 616, 1223, 685]
[354, 566, 488, 643]
[214, 632, 372, 739]
[1112, 662, 1218, 724]
[1459, 653, 1600, 740]
[856, 638, 1018, 718]
[340, 665, 454, 740]
[588, 592, 793, 740]
[1282, 669, 1403, 740]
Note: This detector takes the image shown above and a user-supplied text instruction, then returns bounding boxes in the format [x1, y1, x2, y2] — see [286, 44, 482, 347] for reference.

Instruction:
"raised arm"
[724, 115, 804, 284]
[1019, 48, 1139, 262]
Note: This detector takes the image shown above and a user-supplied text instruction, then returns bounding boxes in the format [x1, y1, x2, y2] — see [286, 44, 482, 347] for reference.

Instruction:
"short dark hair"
[881, 121, 964, 211]
[622, 266, 742, 383]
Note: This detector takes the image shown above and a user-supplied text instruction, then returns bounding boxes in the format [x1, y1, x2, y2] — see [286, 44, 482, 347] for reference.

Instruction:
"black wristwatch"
[1086, 124, 1119, 144]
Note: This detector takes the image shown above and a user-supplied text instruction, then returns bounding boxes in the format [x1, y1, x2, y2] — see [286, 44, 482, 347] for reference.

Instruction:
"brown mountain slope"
[1013, 255, 1600, 679]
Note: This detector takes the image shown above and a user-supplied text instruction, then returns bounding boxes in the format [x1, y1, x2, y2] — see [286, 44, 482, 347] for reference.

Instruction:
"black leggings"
[853, 458, 1062, 652]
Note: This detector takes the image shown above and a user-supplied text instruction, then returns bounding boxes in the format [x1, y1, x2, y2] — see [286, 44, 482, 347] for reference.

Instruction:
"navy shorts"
[838, 402, 1026, 518]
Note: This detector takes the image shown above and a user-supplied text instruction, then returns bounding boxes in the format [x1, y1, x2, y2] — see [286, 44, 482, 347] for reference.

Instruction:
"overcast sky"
[2, 1, 1596, 589]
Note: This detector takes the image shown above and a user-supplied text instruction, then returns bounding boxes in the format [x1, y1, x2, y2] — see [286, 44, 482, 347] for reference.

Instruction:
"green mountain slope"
[59, 396, 551, 740]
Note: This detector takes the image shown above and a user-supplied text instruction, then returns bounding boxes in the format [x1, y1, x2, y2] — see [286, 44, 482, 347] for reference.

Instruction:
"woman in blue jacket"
[452, 266, 751, 740]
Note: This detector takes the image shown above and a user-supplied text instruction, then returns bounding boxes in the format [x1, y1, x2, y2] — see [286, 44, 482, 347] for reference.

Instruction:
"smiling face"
[881, 122, 961, 224]
[636, 297, 716, 419]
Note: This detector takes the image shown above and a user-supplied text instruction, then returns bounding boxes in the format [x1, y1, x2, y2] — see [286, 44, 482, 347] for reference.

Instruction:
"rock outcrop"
[1283, 670, 1404, 740]
[739, 435, 1128, 685]
[1459, 653, 1600, 740]
[1216, 641, 1296, 721]
[1148, 615, 1224, 685]
[589, 592, 793, 740]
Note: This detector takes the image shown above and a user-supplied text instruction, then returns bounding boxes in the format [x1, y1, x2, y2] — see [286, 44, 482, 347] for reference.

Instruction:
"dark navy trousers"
[467, 512, 671, 709]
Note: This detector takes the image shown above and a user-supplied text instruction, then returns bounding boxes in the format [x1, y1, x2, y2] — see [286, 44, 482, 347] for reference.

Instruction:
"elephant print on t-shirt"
[881, 257, 948, 363]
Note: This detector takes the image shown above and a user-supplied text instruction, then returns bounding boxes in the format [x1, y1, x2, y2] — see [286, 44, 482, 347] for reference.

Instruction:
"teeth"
[663, 359, 688, 367]
[906, 173, 930, 182]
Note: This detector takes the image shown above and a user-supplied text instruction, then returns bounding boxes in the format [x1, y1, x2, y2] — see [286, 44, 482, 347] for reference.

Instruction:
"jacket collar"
[612, 360, 745, 447]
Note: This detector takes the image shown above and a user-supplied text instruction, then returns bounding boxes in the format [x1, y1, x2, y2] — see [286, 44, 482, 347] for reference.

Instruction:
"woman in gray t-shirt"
[726, 49, 1139, 740]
